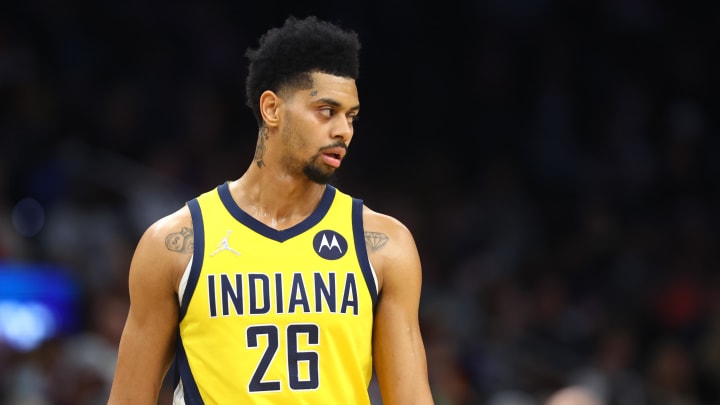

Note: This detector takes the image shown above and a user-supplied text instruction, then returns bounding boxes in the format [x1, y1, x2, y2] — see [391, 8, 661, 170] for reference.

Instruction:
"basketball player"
[108, 15, 434, 404]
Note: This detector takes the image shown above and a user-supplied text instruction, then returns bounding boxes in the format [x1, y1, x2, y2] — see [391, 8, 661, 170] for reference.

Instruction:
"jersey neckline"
[216, 182, 337, 243]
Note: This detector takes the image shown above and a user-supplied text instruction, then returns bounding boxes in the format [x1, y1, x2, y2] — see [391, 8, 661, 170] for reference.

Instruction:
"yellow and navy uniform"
[174, 182, 378, 404]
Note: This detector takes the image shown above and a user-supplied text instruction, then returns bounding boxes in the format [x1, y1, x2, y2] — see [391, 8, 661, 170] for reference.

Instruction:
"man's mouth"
[321, 152, 342, 168]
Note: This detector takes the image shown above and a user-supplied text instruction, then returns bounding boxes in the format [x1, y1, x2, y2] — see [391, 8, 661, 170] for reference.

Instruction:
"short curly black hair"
[244, 15, 361, 127]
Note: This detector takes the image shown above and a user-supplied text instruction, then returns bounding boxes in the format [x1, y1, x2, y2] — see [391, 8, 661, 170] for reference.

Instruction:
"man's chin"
[304, 166, 336, 185]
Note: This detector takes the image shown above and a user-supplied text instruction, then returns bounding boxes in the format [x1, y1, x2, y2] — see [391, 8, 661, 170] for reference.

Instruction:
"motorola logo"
[313, 230, 347, 260]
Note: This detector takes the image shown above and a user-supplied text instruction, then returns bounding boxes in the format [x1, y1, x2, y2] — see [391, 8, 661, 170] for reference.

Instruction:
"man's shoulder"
[142, 204, 193, 245]
[330, 186, 415, 241]
[361, 205, 413, 240]
[158, 183, 224, 229]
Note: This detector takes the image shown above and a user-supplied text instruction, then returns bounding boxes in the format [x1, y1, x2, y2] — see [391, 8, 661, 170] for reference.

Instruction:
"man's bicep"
[109, 227, 182, 402]
[372, 226, 433, 404]
[127, 225, 182, 360]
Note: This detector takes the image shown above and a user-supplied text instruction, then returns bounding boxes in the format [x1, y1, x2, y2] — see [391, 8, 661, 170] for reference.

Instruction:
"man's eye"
[320, 108, 334, 117]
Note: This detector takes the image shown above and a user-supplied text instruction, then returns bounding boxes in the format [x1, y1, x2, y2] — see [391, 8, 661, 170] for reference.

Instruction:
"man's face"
[279, 72, 360, 184]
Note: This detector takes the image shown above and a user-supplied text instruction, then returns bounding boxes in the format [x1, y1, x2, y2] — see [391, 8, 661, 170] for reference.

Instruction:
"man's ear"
[259, 90, 281, 128]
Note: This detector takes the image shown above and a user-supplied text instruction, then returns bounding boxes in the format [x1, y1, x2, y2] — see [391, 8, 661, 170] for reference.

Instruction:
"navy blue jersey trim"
[217, 182, 336, 242]
[181, 198, 205, 321]
[176, 333, 205, 404]
[352, 198, 378, 308]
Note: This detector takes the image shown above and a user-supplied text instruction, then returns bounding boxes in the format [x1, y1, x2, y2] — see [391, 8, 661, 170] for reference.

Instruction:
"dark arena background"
[1, 1, 719, 404]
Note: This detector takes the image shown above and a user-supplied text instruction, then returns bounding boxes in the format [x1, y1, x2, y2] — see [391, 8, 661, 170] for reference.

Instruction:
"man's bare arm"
[108, 208, 192, 404]
[365, 208, 434, 405]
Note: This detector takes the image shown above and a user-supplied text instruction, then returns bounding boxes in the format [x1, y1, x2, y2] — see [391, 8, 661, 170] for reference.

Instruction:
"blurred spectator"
[569, 324, 647, 405]
[644, 338, 700, 405]
[545, 386, 604, 405]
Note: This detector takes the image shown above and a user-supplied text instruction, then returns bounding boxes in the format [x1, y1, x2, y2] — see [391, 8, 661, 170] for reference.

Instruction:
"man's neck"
[228, 167, 327, 230]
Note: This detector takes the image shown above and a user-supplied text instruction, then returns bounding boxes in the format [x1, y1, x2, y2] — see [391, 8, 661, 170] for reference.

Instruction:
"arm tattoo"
[254, 127, 270, 168]
[166, 227, 194, 253]
[364, 231, 389, 252]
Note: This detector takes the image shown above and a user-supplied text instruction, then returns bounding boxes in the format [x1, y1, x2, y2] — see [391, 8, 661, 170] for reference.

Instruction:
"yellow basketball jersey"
[174, 182, 378, 404]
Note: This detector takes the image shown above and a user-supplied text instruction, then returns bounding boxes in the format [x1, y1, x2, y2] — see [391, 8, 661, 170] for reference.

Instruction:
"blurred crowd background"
[1, 1, 718, 404]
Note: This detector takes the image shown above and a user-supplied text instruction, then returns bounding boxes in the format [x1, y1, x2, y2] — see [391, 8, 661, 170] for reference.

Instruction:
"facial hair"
[303, 153, 337, 184]
[280, 113, 344, 184]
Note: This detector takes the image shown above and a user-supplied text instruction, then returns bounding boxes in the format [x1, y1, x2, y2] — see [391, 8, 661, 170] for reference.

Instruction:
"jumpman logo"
[210, 230, 240, 256]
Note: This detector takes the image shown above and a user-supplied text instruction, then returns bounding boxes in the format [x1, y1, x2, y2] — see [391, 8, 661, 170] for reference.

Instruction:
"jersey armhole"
[178, 255, 193, 305]
[352, 198, 378, 308]
[179, 198, 205, 320]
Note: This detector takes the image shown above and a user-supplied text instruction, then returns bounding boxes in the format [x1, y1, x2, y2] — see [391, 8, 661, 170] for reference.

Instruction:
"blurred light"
[0, 301, 55, 351]
[0, 262, 80, 352]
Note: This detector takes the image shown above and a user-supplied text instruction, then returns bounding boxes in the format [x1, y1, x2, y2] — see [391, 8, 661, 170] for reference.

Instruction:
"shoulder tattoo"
[254, 127, 270, 168]
[165, 227, 194, 253]
[364, 231, 389, 252]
